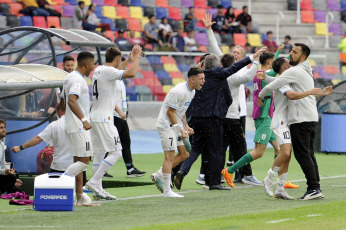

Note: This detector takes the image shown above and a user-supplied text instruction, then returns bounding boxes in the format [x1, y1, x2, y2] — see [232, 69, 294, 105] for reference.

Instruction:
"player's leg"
[162, 149, 183, 197]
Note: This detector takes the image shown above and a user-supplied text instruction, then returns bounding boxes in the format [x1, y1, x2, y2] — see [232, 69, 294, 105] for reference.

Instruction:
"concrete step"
[259, 22, 316, 35]
[232, 0, 287, 12]
[252, 11, 298, 24]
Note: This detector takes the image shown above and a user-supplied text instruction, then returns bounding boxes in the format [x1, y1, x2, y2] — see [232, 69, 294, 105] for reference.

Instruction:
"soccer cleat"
[76, 193, 92, 206]
[151, 173, 164, 193]
[242, 175, 263, 186]
[274, 190, 294, 200]
[174, 171, 185, 190]
[102, 190, 117, 200]
[263, 177, 274, 197]
[209, 184, 231, 190]
[284, 181, 300, 189]
[221, 168, 235, 188]
[85, 181, 106, 199]
[297, 189, 324, 200]
[163, 190, 184, 198]
[126, 168, 146, 178]
[221, 175, 225, 184]
[103, 172, 113, 178]
[196, 174, 205, 185]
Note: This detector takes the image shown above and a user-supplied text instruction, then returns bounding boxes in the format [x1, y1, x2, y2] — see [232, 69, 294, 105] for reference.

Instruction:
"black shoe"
[174, 171, 186, 190]
[103, 172, 113, 178]
[126, 168, 146, 177]
[209, 184, 231, 190]
[297, 189, 324, 200]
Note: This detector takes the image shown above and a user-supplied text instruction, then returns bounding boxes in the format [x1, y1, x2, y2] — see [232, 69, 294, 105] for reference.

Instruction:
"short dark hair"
[189, 7, 193, 10]
[267, 31, 273, 35]
[148, 15, 155, 19]
[217, 4, 223, 9]
[77, 51, 94, 66]
[221, 53, 235, 68]
[0, 119, 5, 126]
[199, 53, 210, 63]
[88, 4, 94, 10]
[78, 1, 84, 6]
[259, 52, 275, 65]
[56, 98, 66, 113]
[105, 47, 122, 63]
[272, 57, 287, 74]
[63, 55, 74, 63]
[243, 5, 248, 10]
[188, 66, 204, 78]
[294, 43, 310, 58]
[285, 35, 291, 40]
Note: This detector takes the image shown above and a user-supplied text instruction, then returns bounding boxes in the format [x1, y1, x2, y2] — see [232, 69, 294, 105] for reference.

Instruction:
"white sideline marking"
[266, 218, 293, 224]
[0, 226, 62, 228]
[0, 208, 31, 213]
[332, 185, 346, 187]
[306, 214, 322, 217]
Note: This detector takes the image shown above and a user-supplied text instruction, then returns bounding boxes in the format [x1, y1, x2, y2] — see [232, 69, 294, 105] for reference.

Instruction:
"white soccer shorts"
[273, 125, 292, 146]
[157, 126, 184, 152]
[90, 122, 123, 153]
[66, 130, 93, 157]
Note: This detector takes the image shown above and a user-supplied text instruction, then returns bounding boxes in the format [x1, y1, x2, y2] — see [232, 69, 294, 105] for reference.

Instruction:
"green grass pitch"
[1, 149, 346, 230]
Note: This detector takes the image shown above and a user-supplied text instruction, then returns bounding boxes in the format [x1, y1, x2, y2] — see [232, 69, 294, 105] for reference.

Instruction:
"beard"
[289, 55, 300, 66]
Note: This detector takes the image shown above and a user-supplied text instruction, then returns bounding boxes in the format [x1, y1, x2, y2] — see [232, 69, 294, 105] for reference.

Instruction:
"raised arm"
[122, 45, 142, 79]
[204, 14, 222, 56]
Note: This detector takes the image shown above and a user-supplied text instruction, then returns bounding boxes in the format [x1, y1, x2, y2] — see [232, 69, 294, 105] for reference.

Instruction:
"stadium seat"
[118, 0, 130, 6]
[142, 0, 155, 7]
[315, 22, 327, 35]
[60, 17, 74, 29]
[65, 0, 77, 4]
[300, 0, 314, 10]
[194, 8, 206, 20]
[195, 32, 208, 46]
[0, 0, 11, 3]
[51, 5, 62, 14]
[194, 0, 207, 8]
[94, 5, 102, 18]
[104, 30, 115, 41]
[156, 0, 168, 8]
[307, 58, 316, 66]
[0, 3, 10, 15]
[47, 16, 61, 28]
[181, 0, 193, 8]
[327, 0, 340, 11]
[220, 0, 232, 8]
[221, 45, 229, 54]
[164, 64, 179, 72]
[168, 7, 182, 20]
[132, 78, 147, 85]
[104, 0, 117, 6]
[156, 70, 170, 79]
[207, 8, 218, 16]
[221, 33, 234, 44]
[9, 3, 22, 16]
[129, 6, 143, 19]
[103, 6, 117, 19]
[233, 33, 247, 47]
[172, 78, 186, 85]
[141, 17, 149, 30]
[247, 33, 262, 47]
[161, 56, 176, 64]
[168, 19, 182, 31]
[168, 0, 181, 8]
[136, 85, 152, 101]
[20, 16, 33, 26]
[131, 0, 142, 6]
[33, 16, 47, 28]
[169, 71, 184, 79]
[314, 10, 326, 22]
[207, 0, 218, 8]
[342, 0, 346, 11]
[156, 7, 168, 19]
[329, 22, 342, 35]
[146, 55, 162, 65]
[117, 6, 129, 19]
[342, 66, 346, 75]
[143, 7, 154, 17]
[115, 19, 128, 30]
[234, 9, 242, 18]
[301, 10, 315, 23]
[62, 5, 75, 17]
[102, 17, 115, 30]
[177, 63, 190, 72]
[92, 0, 104, 5]
[324, 66, 339, 74]
[128, 19, 142, 31]
[163, 85, 173, 93]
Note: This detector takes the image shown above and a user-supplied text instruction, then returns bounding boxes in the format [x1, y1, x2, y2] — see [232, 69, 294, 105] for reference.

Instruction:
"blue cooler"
[34, 173, 75, 211]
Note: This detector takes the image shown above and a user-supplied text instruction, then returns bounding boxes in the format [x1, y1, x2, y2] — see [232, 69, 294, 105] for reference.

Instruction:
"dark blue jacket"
[188, 57, 252, 119]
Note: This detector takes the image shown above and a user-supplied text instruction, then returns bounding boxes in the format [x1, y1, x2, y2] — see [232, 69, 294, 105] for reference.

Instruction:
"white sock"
[158, 167, 163, 176]
[273, 166, 280, 174]
[276, 173, 288, 192]
[163, 173, 171, 194]
[64, 161, 88, 177]
[92, 152, 105, 175]
[267, 168, 278, 180]
[90, 150, 121, 185]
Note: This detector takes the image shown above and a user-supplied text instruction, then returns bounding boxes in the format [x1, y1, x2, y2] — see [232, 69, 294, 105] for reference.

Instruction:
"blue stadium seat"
[94, 5, 103, 18]
[146, 55, 162, 65]
[101, 17, 114, 30]
[177, 63, 190, 72]
[131, 0, 142, 6]
[156, 70, 170, 79]
[20, 16, 33, 26]
[220, 0, 232, 8]
[65, 0, 78, 5]
[156, 7, 168, 19]
[341, 0, 346, 11]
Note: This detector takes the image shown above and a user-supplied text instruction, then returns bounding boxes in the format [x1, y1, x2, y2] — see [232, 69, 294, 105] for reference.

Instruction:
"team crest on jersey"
[184, 102, 190, 106]
[253, 82, 259, 91]
[261, 134, 266, 140]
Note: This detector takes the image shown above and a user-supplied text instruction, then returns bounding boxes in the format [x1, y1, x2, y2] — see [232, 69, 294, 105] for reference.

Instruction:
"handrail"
[248, 0, 252, 14]
[276, 11, 285, 44]
[324, 12, 334, 49]
[296, 0, 301, 24]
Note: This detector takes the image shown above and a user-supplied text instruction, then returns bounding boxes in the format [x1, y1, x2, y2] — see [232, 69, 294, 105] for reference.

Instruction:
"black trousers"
[290, 122, 320, 190]
[114, 116, 133, 166]
[0, 174, 17, 193]
[222, 118, 252, 176]
[189, 117, 224, 186]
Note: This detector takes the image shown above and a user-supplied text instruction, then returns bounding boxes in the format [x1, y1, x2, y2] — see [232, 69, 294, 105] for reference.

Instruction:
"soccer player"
[85, 45, 142, 200]
[62, 51, 94, 206]
[151, 66, 205, 197]
[258, 43, 329, 200]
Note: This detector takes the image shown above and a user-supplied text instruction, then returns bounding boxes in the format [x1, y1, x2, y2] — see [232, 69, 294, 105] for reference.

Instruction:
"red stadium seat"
[10, 3, 23, 16]
[168, 7, 182, 20]
[169, 71, 184, 79]
[194, 0, 207, 9]
[301, 10, 315, 23]
[128, 19, 142, 31]
[104, 0, 117, 6]
[33, 16, 47, 28]
[117, 6, 129, 19]
[161, 56, 176, 64]
[51, 0, 68, 5]
[47, 16, 61, 28]
[324, 66, 339, 74]
[132, 78, 147, 85]
[194, 8, 206, 20]
[156, 0, 168, 8]
[50, 5, 62, 14]
[301, 0, 314, 10]
[233, 33, 247, 46]
[234, 9, 242, 18]
[105, 30, 115, 41]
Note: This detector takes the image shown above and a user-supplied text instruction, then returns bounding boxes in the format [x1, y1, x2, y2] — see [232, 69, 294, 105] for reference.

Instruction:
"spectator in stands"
[263, 31, 278, 53]
[282, 35, 293, 54]
[245, 42, 253, 53]
[115, 29, 132, 51]
[18, 0, 50, 17]
[36, 0, 61, 17]
[184, 7, 207, 33]
[157, 29, 174, 51]
[172, 28, 186, 52]
[339, 32, 346, 77]
[128, 30, 145, 46]
[225, 6, 240, 34]
[0, 119, 22, 194]
[159, 17, 173, 43]
[144, 15, 159, 46]
[212, 5, 227, 34]
[86, 4, 111, 31]
[184, 30, 199, 52]
[73, 1, 94, 31]
[236, 6, 252, 34]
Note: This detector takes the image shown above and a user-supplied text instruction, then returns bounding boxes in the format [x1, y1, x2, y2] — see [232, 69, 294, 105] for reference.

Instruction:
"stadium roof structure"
[0, 26, 115, 66]
[0, 64, 68, 91]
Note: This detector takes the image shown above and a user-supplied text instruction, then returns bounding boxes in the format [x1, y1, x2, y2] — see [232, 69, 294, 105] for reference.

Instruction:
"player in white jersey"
[260, 57, 332, 199]
[151, 67, 205, 197]
[85, 45, 142, 200]
[61, 51, 95, 206]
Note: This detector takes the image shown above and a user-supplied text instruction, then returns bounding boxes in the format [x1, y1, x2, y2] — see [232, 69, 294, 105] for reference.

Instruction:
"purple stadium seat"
[181, 0, 193, 8]
[92, 0, 104, 5]
[327, 0, 340, 11]
[320, 72, 334, 80]
[62, 5, 75, 17]
[207, 8, 218, 16]
[329, 22, 342, 35]
[313, 65, 324, 74]
[195, 32, 208, 46]
[314, 10, 326, 22]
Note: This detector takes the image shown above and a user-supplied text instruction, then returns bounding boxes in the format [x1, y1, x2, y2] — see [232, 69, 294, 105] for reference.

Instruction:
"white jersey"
[38, 116, 73, 171]
[90, 65, 124, 123]
[0, 141, 7, 175]
[271, 85, 292, 130]
[113, 80, 127, 119]
[156, 82, 195, 129]
[63, 71, 90, 133]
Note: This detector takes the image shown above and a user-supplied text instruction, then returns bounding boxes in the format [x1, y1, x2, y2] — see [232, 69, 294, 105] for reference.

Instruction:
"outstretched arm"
[203, 13, 222, 56]
[285, 88, 322, 100]
[11, 136, 43, 153]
